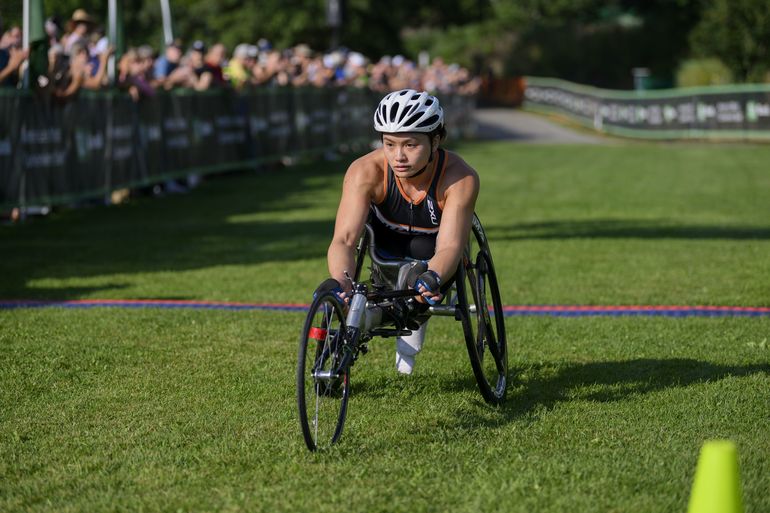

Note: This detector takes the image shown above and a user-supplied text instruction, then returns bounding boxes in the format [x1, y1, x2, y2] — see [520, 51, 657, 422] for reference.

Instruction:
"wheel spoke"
[313, 386, 320, 441]
[477, 270, 501, 362]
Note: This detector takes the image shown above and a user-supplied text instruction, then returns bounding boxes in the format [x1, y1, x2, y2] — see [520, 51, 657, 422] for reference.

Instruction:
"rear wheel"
[297, 292, 350, 451]
[456, 215, 508, 404]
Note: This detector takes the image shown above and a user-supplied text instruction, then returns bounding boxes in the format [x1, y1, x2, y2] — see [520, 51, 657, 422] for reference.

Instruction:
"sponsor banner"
[524, 77, 770, 140]
[0, 92, 25, 205]
[74, 93, 110, 195]
[137, 94, 165, 182]
[0, 88, 474, 208]
[19, 95, 69, 202]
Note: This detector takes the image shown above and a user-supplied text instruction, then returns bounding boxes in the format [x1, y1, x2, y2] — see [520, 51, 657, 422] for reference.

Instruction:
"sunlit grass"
[1, 140, 769, 512]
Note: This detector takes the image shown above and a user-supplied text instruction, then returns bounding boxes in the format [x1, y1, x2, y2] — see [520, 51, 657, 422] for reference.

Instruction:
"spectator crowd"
[1, 9, 481, 101]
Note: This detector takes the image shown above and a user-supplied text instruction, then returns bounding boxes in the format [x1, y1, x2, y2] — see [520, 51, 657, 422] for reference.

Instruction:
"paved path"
[473, 108, 606, 144]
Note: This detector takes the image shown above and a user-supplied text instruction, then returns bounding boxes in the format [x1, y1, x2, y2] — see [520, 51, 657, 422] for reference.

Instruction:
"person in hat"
[63, 9, 96, 55]
[289, 43, 314, 86]
[225, 43, 257, 89]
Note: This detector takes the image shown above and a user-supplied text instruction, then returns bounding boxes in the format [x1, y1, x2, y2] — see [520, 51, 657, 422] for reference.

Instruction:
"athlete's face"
[382, 133, 435, 179]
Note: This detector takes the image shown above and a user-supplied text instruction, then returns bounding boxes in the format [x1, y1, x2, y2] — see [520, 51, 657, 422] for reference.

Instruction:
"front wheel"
[297, 291, 350, 451]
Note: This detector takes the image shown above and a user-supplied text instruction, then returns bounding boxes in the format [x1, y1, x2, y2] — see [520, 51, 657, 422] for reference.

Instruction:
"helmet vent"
[389, 105, 399, 123]
[404, 113, 423, 127]
[417, 115, 439, 128]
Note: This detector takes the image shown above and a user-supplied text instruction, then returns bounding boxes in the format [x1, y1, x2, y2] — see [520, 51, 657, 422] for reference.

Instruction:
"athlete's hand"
[414, 270, 442, 305]
[313, 278, 350, 304]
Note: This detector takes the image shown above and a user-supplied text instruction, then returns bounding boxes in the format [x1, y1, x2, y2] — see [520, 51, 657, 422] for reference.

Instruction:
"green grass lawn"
[2, 138, 769, 512]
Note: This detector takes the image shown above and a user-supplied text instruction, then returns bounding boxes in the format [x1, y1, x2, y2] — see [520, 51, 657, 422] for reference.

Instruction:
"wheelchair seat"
[359, 223, 456, 296]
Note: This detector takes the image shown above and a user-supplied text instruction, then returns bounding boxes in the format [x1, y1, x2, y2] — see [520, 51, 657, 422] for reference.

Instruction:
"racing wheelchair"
[296, 213, 507, 451]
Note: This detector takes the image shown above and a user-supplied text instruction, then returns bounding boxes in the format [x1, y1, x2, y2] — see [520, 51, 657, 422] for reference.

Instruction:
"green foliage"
[500, 23, 650, 88]
[676, 58, 734, 87]
[26, 0, 164, 48]
[402, 22, 508, 71]
[2, 0, 768, 85]
[330, 0, 493, 57]
[497, 0, 703, 88]
[403, 5, 702, 84]
[689, 0, 770, 82]
[171, 0, 324, 50]
[491, 0, 614, 26]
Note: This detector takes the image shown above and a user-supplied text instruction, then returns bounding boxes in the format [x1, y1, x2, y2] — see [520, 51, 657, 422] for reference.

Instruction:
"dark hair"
[430, 125, 447, 144]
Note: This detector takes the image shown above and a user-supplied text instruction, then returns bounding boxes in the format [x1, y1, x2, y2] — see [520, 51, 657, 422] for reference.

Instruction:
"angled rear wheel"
[456, 215, 508, 404]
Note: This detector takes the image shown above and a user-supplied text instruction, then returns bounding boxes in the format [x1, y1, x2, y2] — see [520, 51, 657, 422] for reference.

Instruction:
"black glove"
[404, 261, 429, 289]
[414, 270, 441, 305]
[313, 278, 346, 302]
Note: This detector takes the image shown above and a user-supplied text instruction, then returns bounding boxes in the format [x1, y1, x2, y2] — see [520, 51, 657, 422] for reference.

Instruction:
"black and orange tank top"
[372, 149, 447, 235]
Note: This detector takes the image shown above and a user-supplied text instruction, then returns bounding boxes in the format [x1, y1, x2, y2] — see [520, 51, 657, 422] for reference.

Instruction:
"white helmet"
[373, 89, 444, 133]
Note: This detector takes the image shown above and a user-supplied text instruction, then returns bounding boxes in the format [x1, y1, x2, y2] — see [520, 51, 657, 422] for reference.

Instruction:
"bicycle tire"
[297, 291, 350, 451]
[456, 215, 508, 404]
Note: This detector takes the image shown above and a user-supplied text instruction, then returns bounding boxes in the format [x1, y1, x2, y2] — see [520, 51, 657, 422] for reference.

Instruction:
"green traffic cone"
[687, 440, 744, 513]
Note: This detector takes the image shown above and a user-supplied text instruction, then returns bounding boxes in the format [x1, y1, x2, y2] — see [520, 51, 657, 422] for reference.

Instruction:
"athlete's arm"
[327, 155, 380, 294]
[426, 156, 480, 291]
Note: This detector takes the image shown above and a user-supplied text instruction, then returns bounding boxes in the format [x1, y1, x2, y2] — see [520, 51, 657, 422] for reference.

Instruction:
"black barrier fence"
[524, 77, 770, 141]
[0, 88, 475, 209]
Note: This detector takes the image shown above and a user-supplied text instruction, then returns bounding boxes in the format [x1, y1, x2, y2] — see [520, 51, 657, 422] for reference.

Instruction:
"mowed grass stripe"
[2, 139, 769, 512]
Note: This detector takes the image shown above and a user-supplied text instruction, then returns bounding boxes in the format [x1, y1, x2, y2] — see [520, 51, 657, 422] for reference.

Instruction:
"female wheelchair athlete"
[296, 213, 507, 451]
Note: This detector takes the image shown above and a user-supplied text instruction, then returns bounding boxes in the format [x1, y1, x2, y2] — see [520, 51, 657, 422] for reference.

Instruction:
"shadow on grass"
[485, 219, 770, 241]
[14, 283, 133, 300]
[447, 358, 770, 430]
[0, 160, 345, 300]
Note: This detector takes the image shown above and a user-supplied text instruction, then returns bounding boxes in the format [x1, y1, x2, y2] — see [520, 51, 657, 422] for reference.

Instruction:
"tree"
[489, 0, 705, 88]
[690, 0, 770, 82]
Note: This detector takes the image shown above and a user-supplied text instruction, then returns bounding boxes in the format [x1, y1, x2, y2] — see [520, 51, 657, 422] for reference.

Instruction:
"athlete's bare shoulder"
[342, 148, 386, 201]
[440, 149, 480, 199]
[349, 147, 384, 169]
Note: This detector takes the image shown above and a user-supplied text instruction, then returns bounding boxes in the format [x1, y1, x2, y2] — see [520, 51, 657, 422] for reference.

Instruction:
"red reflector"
[308, 327, 327, 340]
